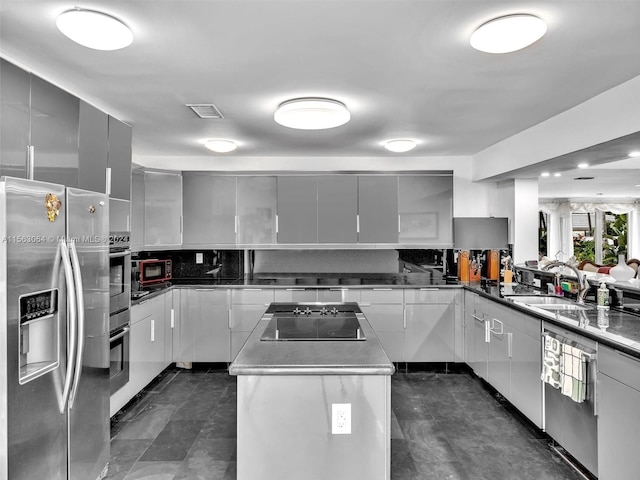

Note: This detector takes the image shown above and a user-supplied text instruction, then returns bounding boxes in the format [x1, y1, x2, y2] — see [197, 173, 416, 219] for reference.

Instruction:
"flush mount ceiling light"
[274, 98, 350, 130]
[204, 139, 237, 153]
[553, 172, 562, 177]
[470, 14, 547, 54]
[628, 151, 640, 158]
[577, 163, 590, 169]
[384, 139, 417, 153]
[56, 8, 133, 50]
[540, 172, 550, 177]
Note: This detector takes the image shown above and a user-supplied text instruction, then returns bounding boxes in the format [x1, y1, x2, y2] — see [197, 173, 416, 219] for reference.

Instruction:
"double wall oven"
[109, 232, 131, 394]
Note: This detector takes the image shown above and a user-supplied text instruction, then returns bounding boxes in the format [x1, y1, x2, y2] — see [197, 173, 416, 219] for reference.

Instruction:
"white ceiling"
[1, 0, 640, 199]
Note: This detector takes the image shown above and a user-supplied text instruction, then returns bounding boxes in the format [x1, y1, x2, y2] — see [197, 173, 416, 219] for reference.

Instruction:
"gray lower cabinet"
[487, 302, 511, 398]
[317, 175, 358, 243]
[30, 73, 80, 186]
[183, 289, 230, 362]
[398, 175, 453, 246]
[358, 176, 398, 243]
[359, 289, 404, 362]
[471, 296, 490, 380]
[0, 59, 30, 178]
[597, 345, 640, 480]
[404, 289, 457, 362]
[183, 174, 236, 245]
[463, 291, 477, 366]
[107, 116, 132, 200]
[237, 176, 277, 244]
[78, 101, 108, 194]
[277, 176, 318, 243]
[509, 318, 542, 428]
[229, 288, 274, 360]
[144, 171, 182, 247]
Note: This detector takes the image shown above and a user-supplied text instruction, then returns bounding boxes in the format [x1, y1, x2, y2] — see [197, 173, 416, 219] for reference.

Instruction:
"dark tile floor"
[107, 367, 589, 480]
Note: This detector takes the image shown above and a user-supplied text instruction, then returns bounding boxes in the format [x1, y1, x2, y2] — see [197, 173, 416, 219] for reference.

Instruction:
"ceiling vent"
[573, 176, 595, 180]
[186, 104, 224, 119]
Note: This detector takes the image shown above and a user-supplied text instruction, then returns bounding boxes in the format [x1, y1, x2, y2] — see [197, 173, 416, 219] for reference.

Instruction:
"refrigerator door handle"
[68, 240, 85, 409]
[59, 239, 78, 414]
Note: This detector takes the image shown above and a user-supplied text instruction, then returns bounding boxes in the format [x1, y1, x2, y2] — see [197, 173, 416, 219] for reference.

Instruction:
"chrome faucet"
[542, 261, 591, 304]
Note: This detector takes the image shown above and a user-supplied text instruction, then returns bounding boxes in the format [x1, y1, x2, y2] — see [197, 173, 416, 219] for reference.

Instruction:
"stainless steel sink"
[505, 295, 594, 311]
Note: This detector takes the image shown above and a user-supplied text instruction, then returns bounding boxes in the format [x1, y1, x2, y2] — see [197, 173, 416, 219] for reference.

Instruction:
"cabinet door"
[598, 373, 640, 480]
[1, 59, 30, 178]
[277, 176, 317, 243]
[237, 176, 277, 244]
[149, 294, 167, 377]
[169, 290, 180, 363]
[398, 175, 453, 245]
[510, 326, 542, 428]
[472, 313, 489, 380]
[404, 303, 455, 362]
[144, 171, 182, 247]
[183, 174, 236, 245]
[187, 289, 230, 362]
[30, 74, 80, 186]
[77, 101, 108, 194]
[274, 288, 318, 303]
[358, 176, 398, 243]
[317, 176, 357, 243]
[131, 171, 145, 248]
[359, 304, 404, 362]
[463, 292, 477, 365]
[107, 116, 132, 200]
[487, 320, 510, 398]
[129, 315, 155, 393]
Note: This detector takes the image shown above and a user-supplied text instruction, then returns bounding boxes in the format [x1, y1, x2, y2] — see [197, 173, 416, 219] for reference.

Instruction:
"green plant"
[574, 237, 595, 262]
[603, 213, 628, 264]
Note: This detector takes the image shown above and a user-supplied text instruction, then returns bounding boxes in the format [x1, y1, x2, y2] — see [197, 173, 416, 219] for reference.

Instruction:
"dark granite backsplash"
[133, 250, 243, 281]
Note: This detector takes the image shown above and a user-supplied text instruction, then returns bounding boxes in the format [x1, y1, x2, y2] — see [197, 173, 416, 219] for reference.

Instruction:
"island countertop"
[229, 303, 395, 376]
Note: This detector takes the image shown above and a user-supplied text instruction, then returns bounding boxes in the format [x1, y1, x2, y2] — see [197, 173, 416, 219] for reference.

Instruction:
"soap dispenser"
[597, 282, 609, 309]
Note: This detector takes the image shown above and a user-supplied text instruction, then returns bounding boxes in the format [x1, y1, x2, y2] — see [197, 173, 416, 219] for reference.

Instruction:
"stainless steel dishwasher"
[542, 322, 598, 477]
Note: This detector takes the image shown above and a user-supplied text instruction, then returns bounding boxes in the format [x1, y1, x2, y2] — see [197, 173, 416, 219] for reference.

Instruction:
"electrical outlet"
[196, 252, 203, 264]
[332, 403, 351, 435]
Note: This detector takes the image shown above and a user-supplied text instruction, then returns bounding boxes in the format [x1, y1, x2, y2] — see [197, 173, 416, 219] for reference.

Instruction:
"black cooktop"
[261, 303, 365, 341]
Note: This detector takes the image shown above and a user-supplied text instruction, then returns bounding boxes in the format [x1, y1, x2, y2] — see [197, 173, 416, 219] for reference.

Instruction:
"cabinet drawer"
[404, 288, 456, 304]
[274, 289, 318, 303]
[599, 345, 640, 391]
[360, 288, 404, 304]
[359, 304, 404, 331]
[231, 288, 274, 305]
[131, 298, 154, 323]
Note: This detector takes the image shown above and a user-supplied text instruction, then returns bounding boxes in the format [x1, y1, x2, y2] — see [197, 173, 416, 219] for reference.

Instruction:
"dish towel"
[541, 335, 562, 389]
[560, 344, 587, 403]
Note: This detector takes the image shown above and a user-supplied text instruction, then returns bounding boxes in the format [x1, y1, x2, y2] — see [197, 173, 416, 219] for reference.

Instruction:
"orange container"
[457, 251, 469, 282]
[486, 250, 500, 280]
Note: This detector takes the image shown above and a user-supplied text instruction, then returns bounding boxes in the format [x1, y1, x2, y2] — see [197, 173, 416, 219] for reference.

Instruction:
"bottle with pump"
[597, 282, 609, 309]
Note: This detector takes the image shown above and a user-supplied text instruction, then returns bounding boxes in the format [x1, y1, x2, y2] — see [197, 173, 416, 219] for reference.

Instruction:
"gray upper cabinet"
[144, 171, 182, 247]
[107, 117, 132, 200]
[30, 74, 79, 186]
[182, 174, 236, 245]
[399, 175, 453, 246]
[358, 176, 398, 243]
[317, 176, 358, 243]
[0, 59, 30, 179]
[277, 176, 318, 244]
[237, 176, 277, 244]
[78, 101, 108, 194]
[131, 171, 145, 248]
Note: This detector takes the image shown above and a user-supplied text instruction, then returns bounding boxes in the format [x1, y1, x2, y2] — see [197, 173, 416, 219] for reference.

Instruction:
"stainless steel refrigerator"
[0, 177, 110, 480]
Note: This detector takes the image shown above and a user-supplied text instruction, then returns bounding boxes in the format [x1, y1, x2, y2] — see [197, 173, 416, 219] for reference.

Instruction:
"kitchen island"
[229, 302, 395, 480]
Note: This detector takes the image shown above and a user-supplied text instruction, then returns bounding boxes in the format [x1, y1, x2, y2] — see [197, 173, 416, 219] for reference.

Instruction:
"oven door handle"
[109, 250, 131, 259]
[110, 327, 130, 342]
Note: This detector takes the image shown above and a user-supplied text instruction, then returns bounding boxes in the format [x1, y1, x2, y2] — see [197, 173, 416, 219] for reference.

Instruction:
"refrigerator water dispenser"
[18, 289, 59, 384]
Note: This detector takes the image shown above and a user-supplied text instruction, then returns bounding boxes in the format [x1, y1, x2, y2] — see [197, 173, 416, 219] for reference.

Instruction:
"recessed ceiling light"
[384, 139, 417, 153]
[628, 151, 640, 158]
[56, 8, 133, 50]
[274, 98, 350, 130]
[470, 14, 547, 54]
[540, 172, 550, 177]
[553, 172, 562, 177]
[204, 139, 237, 153]
[577, 163, 589, 169]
